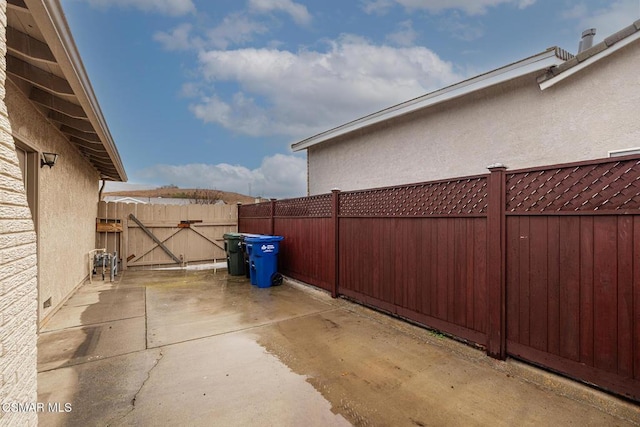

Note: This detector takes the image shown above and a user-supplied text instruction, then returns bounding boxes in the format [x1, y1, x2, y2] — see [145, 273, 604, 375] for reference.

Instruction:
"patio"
[37, 269, 639, 426]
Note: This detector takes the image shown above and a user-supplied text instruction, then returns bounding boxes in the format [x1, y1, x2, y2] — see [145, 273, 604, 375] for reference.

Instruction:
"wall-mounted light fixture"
[40, 152, 59, 168]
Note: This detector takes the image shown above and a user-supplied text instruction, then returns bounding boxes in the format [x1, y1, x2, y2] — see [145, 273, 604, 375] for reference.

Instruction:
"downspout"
[98, 179, 106, 201]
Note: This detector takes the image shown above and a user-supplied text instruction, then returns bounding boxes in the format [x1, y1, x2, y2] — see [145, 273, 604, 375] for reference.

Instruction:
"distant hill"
[103, 188, 268, 205]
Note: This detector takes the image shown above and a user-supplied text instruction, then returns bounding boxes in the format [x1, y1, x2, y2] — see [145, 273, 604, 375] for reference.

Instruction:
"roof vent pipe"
[578, 28, 596, 53]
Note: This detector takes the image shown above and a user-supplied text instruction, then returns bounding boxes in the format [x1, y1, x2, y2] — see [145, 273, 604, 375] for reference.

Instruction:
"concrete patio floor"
[37, 269, 639, 426]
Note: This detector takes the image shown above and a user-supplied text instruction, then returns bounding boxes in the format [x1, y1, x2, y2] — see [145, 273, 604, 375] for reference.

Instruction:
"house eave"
[23, 0, 127, 181]
[291, 48, 567, 152]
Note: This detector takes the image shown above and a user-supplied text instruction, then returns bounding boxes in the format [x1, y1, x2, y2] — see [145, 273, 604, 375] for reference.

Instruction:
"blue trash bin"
[244, 235, 284, 288]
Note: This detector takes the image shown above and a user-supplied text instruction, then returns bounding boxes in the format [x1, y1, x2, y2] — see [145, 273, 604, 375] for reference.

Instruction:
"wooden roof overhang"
[6, 0, 127, 181]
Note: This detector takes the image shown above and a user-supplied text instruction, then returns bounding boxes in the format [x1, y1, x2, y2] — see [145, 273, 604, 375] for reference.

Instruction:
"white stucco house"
[0, 1, 126, 424]
[292, 21, 640, 195]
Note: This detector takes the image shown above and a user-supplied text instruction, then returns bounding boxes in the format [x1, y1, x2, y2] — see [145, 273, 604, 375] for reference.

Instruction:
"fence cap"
[487, 163, 507, 170]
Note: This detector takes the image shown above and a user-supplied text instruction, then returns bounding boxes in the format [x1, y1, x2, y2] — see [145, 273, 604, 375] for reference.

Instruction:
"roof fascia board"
[292, 50, 564, 152]
[539, 31, 640, 91]
[24, 0, 127, 181]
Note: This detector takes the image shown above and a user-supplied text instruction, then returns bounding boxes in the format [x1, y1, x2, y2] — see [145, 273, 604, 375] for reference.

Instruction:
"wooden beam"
[62, 126, 100, 143]
[128, 214, 183, 264]
[30, 87, 87, 118]
[7, 26, 56, 63]
[7, 0, 28, 11]
[188, 225, 225, 251]
[96, 222, 123, 233]
[127, 221, 237, 228]
[69, 137, 109, 153]
[6, 55, 73, 95]
[48, 111, 94, 133]
[82, 157, 119, 177]
[128, 228, 183, 264]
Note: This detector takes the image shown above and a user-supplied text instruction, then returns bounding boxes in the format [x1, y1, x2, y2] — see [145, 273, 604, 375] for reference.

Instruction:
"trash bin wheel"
[271, 272, 283, 287]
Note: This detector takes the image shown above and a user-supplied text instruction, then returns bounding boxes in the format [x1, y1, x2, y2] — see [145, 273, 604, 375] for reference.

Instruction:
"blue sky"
[60, 0, 640, 198]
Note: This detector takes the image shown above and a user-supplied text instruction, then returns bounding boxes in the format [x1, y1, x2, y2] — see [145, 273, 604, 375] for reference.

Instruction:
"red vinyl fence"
[238, 155, 640, 402]
[504, 159, 640, 400]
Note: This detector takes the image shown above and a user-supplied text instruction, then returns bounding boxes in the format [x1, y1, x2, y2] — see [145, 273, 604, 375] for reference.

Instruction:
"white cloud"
[386, 20, 419, 46]
[439, 12, 485, 41]
[206, 13, 270, 49]
[154, 23, 199, 51]
[517, 0, 536, 9]
[561, 3, 589, 20]
[365, 0, 536, 15]
[84, 0, 195, 16]
[153, 7, 296, 51]
[136, 154, 307, 198]
[188, 35, 463, 139]
[361, 0, 395, 15]
[248, 0, 312, 26]
[563, 0, 639, 43]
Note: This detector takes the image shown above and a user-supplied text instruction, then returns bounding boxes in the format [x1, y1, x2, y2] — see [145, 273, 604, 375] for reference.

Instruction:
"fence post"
[486, 163, 507, 360]
[120, 205, 128, 271]
[270, 198, 276, 235]
[331, 189, 340, 298]
[236, 202, 242, 233]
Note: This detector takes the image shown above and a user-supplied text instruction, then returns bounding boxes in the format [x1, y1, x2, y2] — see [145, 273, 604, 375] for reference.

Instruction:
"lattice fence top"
[239, 202, 271, 218]
[506, 158, 640, 213]
[275, 194, 332, 217]
[339, 177, 488, 217]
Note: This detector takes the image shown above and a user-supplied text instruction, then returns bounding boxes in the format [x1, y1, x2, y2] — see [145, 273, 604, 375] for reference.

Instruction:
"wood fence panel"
[339, 216, 488, 345]
[505, 156, 640, 401]
[238, 202, 272, 235]
[272, 195, 334, 292]
[579, 216, 595, 367]
[238, 218, 271, 235]
[617, 216, 634, 378]
[506, 214, 640, 400]
[558, 216, 580, 362]
[274, 217, 334, 291]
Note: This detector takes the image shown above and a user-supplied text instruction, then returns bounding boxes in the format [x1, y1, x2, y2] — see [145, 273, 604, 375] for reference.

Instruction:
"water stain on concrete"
[254, 307, 637, 426]
[116, 333, 351, 426]
[37, 270, 639, 427]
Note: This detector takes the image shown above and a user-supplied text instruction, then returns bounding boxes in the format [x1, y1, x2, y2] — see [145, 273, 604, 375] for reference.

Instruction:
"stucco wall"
[0, 0, 39, 425]
[308, 41, 640, 195]
[6, 81, 99, 326]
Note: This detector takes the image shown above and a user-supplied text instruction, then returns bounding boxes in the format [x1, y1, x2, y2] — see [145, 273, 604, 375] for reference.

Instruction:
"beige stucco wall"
[6, 81, 99, 326]
[308, 41, 640, 195]
[0, 0, 38, 425]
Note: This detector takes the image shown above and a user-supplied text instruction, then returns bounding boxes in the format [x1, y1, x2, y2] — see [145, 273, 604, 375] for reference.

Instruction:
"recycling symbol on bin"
[261, 244, 275, 253]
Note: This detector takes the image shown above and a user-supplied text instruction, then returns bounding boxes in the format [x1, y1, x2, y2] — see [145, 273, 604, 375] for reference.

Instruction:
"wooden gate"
[97, 201, 237, 269]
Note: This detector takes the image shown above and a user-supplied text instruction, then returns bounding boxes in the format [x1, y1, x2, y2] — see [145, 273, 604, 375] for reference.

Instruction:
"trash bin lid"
[244, 235, 284, 243]
[223, 233, 243, 239]
[239, 233, 263, 239]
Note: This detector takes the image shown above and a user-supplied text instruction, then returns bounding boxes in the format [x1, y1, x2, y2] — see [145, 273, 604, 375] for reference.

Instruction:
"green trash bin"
[223, 233, 245, 276]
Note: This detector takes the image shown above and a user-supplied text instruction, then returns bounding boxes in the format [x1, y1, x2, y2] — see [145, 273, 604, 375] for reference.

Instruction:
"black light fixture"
[41, 152, 58, 168]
